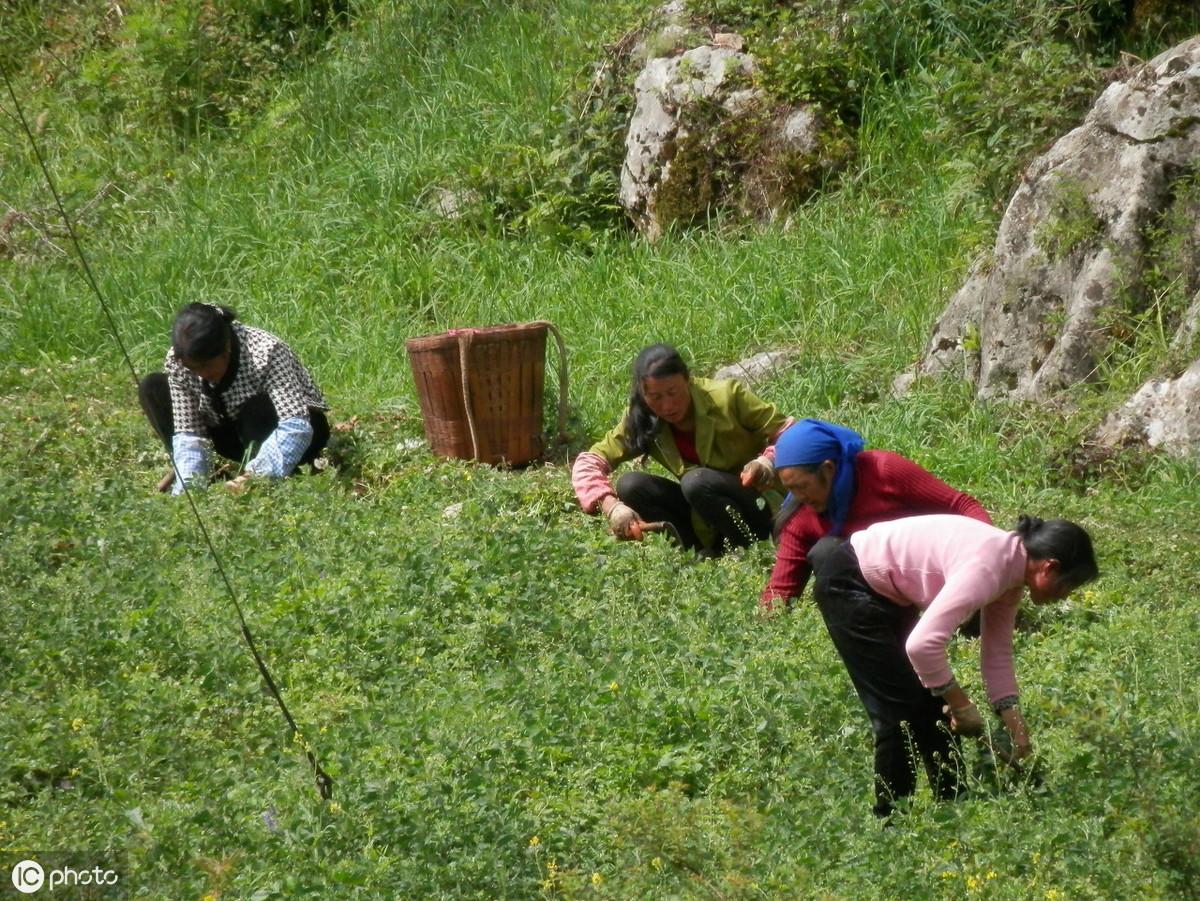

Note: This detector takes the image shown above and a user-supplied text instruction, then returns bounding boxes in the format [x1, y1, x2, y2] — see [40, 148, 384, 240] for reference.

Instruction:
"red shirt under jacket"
[669, 425, 701, 465]
[761, 449, 991, 608]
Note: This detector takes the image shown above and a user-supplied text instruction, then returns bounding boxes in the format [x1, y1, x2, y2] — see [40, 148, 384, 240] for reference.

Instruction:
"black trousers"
[615, 467, 773, 554]
[809, 535, 963, 816]
[138, 373, 329, 471]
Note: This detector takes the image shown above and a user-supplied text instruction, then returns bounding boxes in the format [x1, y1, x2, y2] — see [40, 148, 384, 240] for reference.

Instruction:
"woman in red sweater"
[761, 420, 991, 610]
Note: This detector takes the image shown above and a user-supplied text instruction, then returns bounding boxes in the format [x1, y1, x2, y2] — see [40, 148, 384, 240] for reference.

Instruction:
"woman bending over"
[762, 419, 992, 611]
[808, 513, 1098, 817]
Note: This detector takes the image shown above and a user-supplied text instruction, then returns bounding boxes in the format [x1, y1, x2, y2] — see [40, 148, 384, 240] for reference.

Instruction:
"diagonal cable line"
[2, 64, 333, 800]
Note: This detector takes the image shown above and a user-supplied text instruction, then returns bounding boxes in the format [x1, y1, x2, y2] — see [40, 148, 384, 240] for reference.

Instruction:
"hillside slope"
[2, 2, 1198, 898]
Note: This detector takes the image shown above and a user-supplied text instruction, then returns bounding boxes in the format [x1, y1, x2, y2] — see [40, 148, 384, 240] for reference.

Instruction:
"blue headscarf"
[774, 419, 865, 534]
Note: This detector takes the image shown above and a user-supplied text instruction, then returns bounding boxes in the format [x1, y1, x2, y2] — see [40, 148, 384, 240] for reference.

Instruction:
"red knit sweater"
[762, 450, 991, 607]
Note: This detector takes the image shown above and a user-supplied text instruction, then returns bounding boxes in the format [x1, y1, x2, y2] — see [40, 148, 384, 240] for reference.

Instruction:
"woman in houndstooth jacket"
[138, 303, 330, 494]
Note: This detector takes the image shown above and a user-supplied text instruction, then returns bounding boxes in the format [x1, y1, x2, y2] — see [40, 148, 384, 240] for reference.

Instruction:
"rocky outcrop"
[619, 44, 755, 240]
[900, 38, 1200, 408]
[1094, 357, 1200, 456]
[619, 11, 848, 240]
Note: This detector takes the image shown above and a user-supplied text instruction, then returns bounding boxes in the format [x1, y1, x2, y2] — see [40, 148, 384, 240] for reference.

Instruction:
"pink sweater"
[848, 515, 1027, 704]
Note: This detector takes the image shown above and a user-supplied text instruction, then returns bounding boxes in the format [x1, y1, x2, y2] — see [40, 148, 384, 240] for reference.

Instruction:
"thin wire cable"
[2, 66, 333, 800]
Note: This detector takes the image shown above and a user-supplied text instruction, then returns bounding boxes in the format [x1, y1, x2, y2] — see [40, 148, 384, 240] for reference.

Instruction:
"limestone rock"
[1095, 360, 1200, 456]
[713, 350, 797, 385]
[901, 37, 1200, 403]
[619, 36, 844, 240]
[619, 45, 753, 241]
[1171, 289, 1200, 353]
[427, 186, 480, 220]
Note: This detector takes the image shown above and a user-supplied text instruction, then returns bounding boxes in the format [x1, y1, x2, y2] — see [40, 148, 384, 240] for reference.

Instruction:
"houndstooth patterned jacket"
[165, 322, 326, 435]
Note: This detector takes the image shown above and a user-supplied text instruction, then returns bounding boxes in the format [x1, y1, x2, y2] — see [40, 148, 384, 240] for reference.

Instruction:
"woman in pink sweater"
[808, 513, 1098, 817]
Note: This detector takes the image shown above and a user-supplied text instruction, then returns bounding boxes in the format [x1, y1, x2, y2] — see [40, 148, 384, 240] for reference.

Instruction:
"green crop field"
[3, 1, 1198, 898]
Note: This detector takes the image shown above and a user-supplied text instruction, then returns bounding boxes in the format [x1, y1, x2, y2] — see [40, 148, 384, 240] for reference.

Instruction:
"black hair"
[624, 343, 690, 457]
[171, 303, 237, 362]
[1016, 515, 1099, 590]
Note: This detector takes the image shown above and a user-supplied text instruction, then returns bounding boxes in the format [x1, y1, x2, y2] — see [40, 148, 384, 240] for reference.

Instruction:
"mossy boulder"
[618, 23, 849, 240]
[899, 36, 1200, 457]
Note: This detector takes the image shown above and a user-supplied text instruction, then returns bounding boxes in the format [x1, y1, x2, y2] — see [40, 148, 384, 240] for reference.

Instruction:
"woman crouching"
[572, 343, 793, 556]
[139, 303, 330, 494]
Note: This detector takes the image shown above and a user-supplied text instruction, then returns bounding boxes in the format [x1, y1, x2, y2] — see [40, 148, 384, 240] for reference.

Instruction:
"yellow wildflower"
[328, 801, 342, 814]
[967, 875, 981, 890]
[609, 681, 619, 692]
[529, 836, 541, 848]
[71, 718, 84, 731]
[591, 872, 603, 886]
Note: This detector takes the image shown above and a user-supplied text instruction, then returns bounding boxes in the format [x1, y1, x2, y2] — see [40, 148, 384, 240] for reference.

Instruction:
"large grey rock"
[1171, 289, 1200, 353]
[902, 37, 1200, 404]
[620, 45, 756, 240]
[619, 37, 840, 240]
[1095, 359, 1200, 456]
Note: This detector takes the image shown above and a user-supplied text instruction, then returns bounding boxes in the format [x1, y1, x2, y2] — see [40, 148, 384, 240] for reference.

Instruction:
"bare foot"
[156, 470, 175, 493]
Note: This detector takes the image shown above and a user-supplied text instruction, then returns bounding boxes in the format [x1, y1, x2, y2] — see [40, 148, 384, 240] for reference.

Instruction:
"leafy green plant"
[1036, 176, 1104, 259]
[7, 0, 350, 143]
[921, 40, 1107, 205]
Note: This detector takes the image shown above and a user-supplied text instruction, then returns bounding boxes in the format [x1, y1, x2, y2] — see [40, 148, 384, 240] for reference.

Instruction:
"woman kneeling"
[139, 303, 330, 494]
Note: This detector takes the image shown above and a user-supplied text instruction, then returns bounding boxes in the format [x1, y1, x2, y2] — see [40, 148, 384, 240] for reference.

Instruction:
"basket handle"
[457, 329, 481, 461]
[531, 320, 569, 450]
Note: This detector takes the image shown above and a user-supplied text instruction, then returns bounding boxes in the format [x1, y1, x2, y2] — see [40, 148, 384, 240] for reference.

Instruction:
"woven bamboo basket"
[405, 321, 567, 466]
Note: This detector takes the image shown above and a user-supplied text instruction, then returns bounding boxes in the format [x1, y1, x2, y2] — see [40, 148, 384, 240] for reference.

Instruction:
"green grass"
[2, 1, 1199, 898]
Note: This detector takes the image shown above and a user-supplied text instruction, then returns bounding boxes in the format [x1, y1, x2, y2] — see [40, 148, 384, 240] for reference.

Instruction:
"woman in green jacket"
[571, 344, 793, 555]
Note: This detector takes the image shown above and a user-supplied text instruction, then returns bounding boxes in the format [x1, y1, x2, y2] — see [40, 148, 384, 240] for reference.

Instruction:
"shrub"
[8, 0, 351, 141]
[468, 54, 635, 242]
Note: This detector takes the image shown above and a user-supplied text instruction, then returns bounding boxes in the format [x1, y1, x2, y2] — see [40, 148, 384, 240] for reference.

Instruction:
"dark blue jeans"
[809, 536, 963, 816]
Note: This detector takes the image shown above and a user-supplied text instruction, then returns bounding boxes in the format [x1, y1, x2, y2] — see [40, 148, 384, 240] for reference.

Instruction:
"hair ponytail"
[1016, 515, 1099, 590]
[1015, 514, 1044, 536]
[625, 343, 689, 457]
[172, 302, 237, 361]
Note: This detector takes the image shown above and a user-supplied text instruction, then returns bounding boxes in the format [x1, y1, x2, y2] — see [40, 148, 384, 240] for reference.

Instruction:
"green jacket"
[589, 377, 788, 477]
